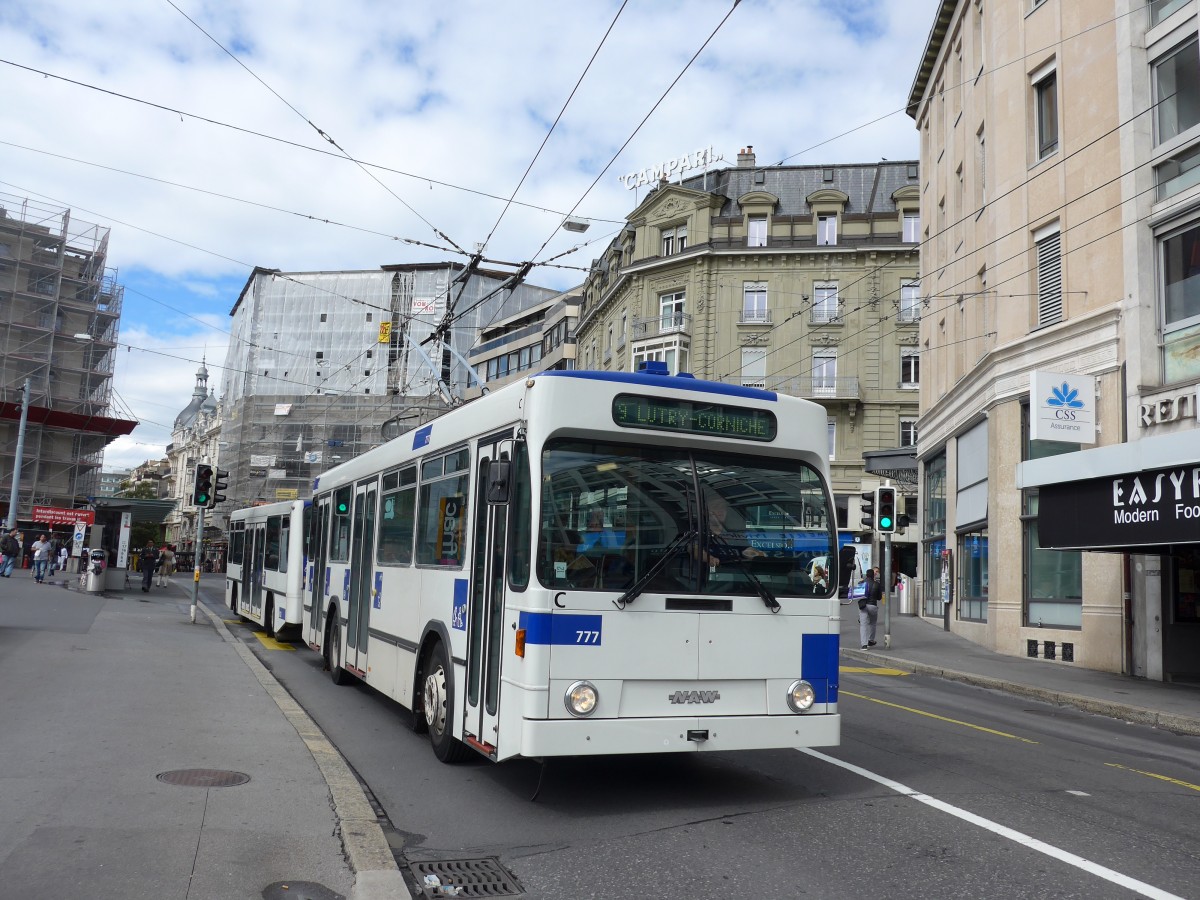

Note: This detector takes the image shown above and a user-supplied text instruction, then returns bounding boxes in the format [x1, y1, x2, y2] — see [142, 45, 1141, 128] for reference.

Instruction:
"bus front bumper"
[518, 713, 840, 758]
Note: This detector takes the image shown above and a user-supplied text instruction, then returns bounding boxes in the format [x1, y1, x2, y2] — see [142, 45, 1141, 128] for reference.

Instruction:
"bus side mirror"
[486, 459, 512, 504]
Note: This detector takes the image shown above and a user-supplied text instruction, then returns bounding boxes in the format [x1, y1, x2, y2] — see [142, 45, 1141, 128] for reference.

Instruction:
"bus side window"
[379, 467, 417, 566]
[330, 486, 352, 563]
[416, 449, 470, 568]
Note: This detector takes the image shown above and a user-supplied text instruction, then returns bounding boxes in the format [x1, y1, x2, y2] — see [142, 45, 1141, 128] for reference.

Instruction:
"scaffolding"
[218, 263, 558, 508]
[0, 192, 130, 521]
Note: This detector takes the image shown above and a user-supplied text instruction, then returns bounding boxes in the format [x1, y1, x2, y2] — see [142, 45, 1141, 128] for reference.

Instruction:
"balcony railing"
[632, 311, 691, 339]
[714, 374, 861, 400]
[739, 309, 771, 325]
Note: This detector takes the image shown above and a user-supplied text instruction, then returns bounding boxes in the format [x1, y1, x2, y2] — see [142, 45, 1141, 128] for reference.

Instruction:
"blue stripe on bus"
[534, 369, 777, 402]
[451, 579, 468, 630]
[801, 633, 839, 705]
[518, 611, 603, 646]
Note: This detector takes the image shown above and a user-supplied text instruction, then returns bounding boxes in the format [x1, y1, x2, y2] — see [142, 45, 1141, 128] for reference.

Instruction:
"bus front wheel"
[422, 642, 470, 763]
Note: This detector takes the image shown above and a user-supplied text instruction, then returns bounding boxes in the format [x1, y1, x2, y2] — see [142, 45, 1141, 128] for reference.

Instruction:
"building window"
[1152, 0, 1189, 25]
[903, 213, 920, 243]
[1160, 220, 1200, 380]
[1156, 143, 1200, 200]
[812, 282, 839, 323]
[1155, 37, 1200, 145]
[957, 527, 989, 622]
[742, 282, 768, 322]
[1035, 224, 1063, 326]
[740, 347, 767, 388]
[320, 313, 328, 323]
[811, 351, 836, 395]
[900, 418, 918, 447]
[747, 215, 767, 247]
[661, 224, 687, 256]
[901, 349, 920, 387]
[632, 340, 688, 375]
[827, 419, 836, 460]
[619, 311, 627, 348]
[975, 124, 987, 212]
[1034, 68, 1058, 159]
[817, 214, 838, 246]
[659, 291, 686, 331]
[922, 452, 947, 617]
[899, 282, 921, 322]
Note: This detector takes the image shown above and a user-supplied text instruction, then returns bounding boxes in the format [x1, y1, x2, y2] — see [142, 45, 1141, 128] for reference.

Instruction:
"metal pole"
[883, 533, 893, 649]
[189, 506, 204, 623]
[6, 378, 31, 530]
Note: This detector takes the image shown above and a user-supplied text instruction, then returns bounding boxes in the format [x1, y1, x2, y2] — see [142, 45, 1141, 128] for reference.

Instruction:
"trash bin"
[84, 549, 106, 594]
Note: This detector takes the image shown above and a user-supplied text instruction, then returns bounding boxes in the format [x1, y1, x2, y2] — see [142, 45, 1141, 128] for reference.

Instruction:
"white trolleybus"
[227, 499, 310, 638]
[303, 364, 841, 763]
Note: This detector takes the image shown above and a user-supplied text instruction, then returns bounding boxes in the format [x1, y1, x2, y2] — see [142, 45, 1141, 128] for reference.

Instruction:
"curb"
[194, 601, 414, 900]
[841, 648, 1200, 737]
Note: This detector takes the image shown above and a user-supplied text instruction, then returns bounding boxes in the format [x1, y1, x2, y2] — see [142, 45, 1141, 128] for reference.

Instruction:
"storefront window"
[1174, 546, 1200, 623]
[957, 528, 988, 622]
[922, 452, 947, 616]
[1022, 492, 1082, 628]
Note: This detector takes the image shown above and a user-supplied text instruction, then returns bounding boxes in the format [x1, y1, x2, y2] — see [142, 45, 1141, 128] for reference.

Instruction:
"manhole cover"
[410, 858, 524, 897]
[156, 768, 251, 788]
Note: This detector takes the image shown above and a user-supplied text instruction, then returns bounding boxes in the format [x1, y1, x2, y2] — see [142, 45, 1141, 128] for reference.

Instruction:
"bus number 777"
[575, 630, 600, 644]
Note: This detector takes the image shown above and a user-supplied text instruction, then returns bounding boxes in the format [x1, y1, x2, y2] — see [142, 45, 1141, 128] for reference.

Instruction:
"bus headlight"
[786, 679, 815, 713]
[565, 681, 598, 717]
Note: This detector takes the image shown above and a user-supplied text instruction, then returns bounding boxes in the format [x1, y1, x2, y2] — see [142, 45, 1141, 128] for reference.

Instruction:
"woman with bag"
[157, 545, 177, 587]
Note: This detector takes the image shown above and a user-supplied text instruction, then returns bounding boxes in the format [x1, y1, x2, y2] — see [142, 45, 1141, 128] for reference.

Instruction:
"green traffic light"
[879, 516, 893, 529]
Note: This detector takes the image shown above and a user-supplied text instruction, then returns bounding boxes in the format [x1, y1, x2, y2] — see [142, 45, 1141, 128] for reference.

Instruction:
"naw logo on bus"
[438, 496, 464, 565]
[668, 690, 721, 704]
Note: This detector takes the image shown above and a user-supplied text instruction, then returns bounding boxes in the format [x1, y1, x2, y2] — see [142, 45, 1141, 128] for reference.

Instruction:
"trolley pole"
[882, 532, 893, 650]
[189, 506, 204, 624]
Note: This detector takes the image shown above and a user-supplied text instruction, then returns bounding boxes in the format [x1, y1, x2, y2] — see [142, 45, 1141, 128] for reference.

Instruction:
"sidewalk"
[0, 570, 410, 900]
[841, 603, 1200, 737]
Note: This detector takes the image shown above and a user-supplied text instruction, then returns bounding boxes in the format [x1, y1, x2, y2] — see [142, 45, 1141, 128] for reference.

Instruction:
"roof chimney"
[737, 145, 756, 168]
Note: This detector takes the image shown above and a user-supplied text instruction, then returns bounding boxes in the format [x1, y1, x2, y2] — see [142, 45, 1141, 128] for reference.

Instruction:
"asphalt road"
[202, 587, 1200, 900]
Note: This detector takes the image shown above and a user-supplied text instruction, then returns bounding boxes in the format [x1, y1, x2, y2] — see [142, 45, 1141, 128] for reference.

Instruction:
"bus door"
[465, 439, 511, 750]
[248, 524, 265, 618]
[308, 497, 330, 640]
[346, 479, 377, 674]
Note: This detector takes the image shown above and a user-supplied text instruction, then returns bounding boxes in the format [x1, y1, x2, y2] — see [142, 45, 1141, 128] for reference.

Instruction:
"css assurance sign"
[1030, 370, 1096, 444]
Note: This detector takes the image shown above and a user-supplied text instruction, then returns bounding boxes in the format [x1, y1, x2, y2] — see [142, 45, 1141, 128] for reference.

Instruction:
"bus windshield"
[537, 439, 836, 598]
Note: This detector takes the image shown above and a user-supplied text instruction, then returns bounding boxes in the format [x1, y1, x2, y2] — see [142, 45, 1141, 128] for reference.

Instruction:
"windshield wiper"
[707, 534, 780, 613]
[613, 529, 696, 610]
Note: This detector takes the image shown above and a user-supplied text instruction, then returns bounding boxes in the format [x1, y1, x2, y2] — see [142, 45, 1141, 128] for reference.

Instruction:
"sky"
[1, 0, 943, 470]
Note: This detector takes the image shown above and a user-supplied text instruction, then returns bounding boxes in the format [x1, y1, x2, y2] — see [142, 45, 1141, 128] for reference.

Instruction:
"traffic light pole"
[882, 532, 893, 650]
[189, 506, 204, 624]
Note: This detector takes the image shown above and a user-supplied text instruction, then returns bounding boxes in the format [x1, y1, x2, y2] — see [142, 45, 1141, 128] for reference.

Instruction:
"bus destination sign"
[612, 394, 776, 441]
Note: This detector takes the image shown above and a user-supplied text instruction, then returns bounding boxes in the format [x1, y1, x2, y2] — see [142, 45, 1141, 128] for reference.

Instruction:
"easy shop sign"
[1038, 463, 1200, 549]
[1029, 370, 1096, 444]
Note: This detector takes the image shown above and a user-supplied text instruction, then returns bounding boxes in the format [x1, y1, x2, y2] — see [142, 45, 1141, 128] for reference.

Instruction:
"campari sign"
[1029, 370, 1096, 444]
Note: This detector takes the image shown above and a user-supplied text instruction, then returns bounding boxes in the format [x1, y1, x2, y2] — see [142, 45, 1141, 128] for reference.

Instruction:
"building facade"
[218, 263, 558, 512]
[572, 149, 923, 572]
[0, 193, 135, 522]
[909, 0, 1200, 681]
[163, 361, 223, 554]
[466, 287, 582, 399]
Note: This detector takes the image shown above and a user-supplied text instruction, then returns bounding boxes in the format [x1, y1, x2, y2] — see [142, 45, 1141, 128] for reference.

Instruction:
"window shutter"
[1036, 231, 1062, 325]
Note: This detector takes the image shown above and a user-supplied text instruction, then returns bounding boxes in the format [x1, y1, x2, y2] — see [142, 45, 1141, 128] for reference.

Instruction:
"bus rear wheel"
[422, 642, 470, 763]
[327, 613, 349, 685]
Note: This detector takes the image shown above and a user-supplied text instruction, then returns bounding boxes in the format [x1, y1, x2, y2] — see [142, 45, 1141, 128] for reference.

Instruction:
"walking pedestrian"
[157, 544, 176, 587]
[0, 529, 19, 577]
[139, 540, 160, 593]
[859, 566, 882, 649]
[31, 534, 51, 584]
[57, 544, 69, 575]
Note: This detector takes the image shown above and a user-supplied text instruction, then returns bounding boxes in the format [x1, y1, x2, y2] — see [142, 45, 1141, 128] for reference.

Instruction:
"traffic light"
[859, 489, 876, 531]
[877, 486, 897, 534]
[209, 468, 229, 508]
[193, 463, 213, 508]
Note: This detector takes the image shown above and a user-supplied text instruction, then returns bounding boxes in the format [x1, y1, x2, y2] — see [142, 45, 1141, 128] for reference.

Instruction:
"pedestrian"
[157, 544, 177, 587]
[57, 544, 69, 575]
[139, 540, 160, 593]
[859, 566, 882, 649]
[0, 528, 19, 577]
[31, 534, 51, 584]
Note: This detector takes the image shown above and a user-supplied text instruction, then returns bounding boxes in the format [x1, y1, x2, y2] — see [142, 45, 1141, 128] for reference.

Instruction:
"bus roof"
[533, 369, 777, 402]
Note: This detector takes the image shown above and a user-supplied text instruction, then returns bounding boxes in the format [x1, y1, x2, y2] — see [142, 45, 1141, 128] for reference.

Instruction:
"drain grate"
[156, 768, 251, 788]
[410, 857, 524, 897]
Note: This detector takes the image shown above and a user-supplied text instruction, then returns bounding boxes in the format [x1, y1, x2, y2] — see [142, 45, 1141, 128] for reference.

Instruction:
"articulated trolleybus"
[304, 365, 840, 763]
[227, 499, 309, 638]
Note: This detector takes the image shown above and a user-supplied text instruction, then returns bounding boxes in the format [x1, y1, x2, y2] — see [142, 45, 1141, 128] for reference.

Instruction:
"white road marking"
[800, 748, 1185, 900]
[1066, 790, 1090, 797]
